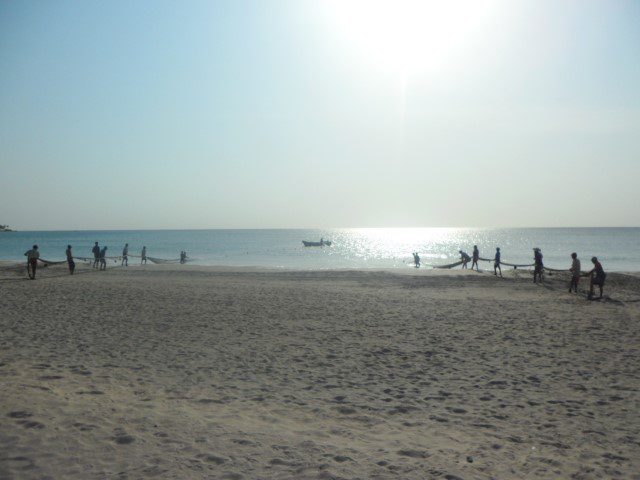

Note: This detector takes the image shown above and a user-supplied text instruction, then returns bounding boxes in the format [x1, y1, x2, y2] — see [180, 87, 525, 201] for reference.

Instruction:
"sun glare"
[325, 0, 495, 80]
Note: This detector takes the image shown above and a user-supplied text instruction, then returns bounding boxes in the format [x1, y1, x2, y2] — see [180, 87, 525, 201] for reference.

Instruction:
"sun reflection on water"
[331, 228, 488, 266]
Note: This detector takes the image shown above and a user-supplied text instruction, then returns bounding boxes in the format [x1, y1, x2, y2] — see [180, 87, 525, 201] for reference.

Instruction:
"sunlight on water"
[331, 228, 496, 267]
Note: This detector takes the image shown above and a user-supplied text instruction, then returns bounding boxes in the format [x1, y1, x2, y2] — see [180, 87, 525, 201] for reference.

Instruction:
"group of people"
[410, 245, 608, 300]
[458, 245, 482, 272]
[90, 242, 149, 269]
[23, 242, 188, 279]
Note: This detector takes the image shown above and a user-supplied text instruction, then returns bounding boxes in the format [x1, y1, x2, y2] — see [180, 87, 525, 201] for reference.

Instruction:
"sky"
[1, 0, 639, 230]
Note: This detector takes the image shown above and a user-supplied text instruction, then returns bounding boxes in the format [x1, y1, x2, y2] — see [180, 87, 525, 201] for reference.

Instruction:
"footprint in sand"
[18, 420, 45, 429]
[397, 449, 428, 459]
[112, 429, 135, 445]
[333, 455, 352, 463]
[3, 456, 35, 471]
[72, 422, 97, 432]
[232, 439, 257, 447]
[446, 407, 467, 414]
[221, 473, 243, 480]
[8, 411, 32, 419]
[336, 406, 357, 415]
[196, 453, 227, 465]
[70, 366, 92, 375]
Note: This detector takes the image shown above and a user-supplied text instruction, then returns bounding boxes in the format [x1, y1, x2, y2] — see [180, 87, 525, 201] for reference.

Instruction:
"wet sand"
[1, 263, 639, 479]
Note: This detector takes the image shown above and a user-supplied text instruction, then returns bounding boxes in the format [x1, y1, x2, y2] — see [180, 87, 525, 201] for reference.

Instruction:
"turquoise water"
[1, 228, 638, 271]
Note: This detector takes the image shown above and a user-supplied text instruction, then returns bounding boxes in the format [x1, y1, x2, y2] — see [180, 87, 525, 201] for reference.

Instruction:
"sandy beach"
[1, 263, 639, 479]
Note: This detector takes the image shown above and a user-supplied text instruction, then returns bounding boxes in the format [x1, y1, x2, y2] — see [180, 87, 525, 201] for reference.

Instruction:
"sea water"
[1, 228, 639, 272]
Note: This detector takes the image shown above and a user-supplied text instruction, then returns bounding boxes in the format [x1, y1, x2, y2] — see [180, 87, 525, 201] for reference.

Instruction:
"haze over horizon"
[1, 0, 639, 231]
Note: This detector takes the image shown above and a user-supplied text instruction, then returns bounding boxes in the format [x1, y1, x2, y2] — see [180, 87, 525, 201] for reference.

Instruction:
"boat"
[302, 240, 332, 247]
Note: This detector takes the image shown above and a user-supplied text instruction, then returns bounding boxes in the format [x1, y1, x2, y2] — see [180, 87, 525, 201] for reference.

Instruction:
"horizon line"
[5, 226, 640, 232]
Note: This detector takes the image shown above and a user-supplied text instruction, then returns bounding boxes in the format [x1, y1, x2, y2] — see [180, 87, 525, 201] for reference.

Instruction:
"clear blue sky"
[1, 0, 639, 230]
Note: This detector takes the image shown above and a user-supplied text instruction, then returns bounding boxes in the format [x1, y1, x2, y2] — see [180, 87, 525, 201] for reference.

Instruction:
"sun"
[324, 0, 495, 80]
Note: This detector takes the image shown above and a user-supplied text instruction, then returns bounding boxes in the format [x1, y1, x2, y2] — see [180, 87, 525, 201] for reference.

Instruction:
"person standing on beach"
[471, 245, 480, 271]
[141, 246, 147, 264]
[122, 243, 129, 266]
[99, 246, 108, 271]
[569, 252, 580, 293]
[587, 257, 606, 300]
[66, 244, 75, 275]
[92, 242, 100, 269]
[414, 252, 421, 268]
[533, 248, 544, 283]
[24, 245, 40, 279]
[459, 250, 470, 269]
[494, 247, 502, 277]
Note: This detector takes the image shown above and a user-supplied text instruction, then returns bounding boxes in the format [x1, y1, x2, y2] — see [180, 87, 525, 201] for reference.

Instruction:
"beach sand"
[1, 263, 639, 479]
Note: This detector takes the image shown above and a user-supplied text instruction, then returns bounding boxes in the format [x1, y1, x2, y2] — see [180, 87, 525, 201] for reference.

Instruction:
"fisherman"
[24, 245, 40, 279]
[99, 246, 108, 271]
[569, 252, 580, 293]
[66, 244, 75, 275]
[141, 246, 147, 265]
[459, 250, 471, 269]
[92, 241, 100, 269]
[533, 248, 544, 283]
[471, 245, 480, 271]
[494, 247, 502, 277]
[587, 257, 606, 300]
[122, 243, 129, 266]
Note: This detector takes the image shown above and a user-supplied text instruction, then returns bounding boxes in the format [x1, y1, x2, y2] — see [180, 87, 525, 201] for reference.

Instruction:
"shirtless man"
[587, 257, 606, 300]
[122, 243, 129, 266]
[92, 242, 100, 269]
[494, 247, 502, 277]
[471, 245, 480, 271]
[568, 252, 580, 293]
[24, 245, 40, 279]
[459, 250, 471, 269]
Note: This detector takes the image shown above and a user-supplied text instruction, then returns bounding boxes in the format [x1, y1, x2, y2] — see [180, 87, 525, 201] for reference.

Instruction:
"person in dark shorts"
[587, 256, 606, 300]
[24, 245, 40, 279]
[569, 252, 580, 293]
[66, 245, 75, 275]
[99, 246, 108, 271]
[459, 250, 470, 269]
[471, 245, 479, 271]
[413, 252, 420, 268]
[141, 246, 147, 264]
[533, 248, 544, 283]
[494, 247, 502, 277]
[92, 242, 100, 269]
[122, 243, 129, 266]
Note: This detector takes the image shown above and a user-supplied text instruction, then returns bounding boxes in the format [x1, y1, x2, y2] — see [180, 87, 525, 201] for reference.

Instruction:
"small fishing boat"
[302, 240, 332, 247]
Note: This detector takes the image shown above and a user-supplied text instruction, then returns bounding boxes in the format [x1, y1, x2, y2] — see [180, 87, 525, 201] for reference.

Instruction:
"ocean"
[1, 228, 639, 272]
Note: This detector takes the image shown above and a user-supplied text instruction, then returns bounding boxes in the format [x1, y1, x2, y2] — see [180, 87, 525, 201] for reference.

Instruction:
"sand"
[1, 262, 639, 479]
